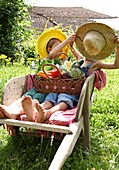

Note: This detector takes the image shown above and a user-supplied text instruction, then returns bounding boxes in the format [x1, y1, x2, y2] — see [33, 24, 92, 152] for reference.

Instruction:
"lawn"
[0, 63, 119, 170]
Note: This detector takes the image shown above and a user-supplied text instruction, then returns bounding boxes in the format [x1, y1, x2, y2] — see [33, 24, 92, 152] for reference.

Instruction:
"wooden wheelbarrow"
[0, 73, 95, 170]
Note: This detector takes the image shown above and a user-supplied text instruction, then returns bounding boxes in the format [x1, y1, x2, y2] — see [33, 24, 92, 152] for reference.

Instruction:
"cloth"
[81, 61, 94, 76]
[44, 92, 79, 109]
[93, 70, 106, 90]
[23, 87, 47, 103]
[20, 107, 77, 126]
[44, 107, 77, 126]
[26, 74, 36, 91]
[24, 74, 47, 103]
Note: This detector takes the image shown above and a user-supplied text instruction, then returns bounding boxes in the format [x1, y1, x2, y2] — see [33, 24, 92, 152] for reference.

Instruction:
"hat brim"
[75, 22, 116, 60]
[36, 28, 68, 59]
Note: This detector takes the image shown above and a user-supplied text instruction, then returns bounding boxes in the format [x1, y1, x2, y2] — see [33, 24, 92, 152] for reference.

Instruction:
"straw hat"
[75, 22, 116, 60]
[36, 28, 68, 59]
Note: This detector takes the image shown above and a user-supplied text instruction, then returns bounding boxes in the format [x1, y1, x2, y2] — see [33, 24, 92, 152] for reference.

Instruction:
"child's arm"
[69, 44, 83, 61]
[47, 34, 76, 59]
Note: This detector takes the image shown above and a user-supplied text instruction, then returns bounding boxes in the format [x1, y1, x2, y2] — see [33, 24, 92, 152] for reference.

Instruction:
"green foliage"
[0, 0, 35, 61]
[36, 58, 63, 73]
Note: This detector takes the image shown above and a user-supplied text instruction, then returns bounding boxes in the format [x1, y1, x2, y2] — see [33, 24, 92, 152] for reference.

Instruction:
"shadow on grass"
[0, 128, 61, 170]
[0, 126, 113, 170]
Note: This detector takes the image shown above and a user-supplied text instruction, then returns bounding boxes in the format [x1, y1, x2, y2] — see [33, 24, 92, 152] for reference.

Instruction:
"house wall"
[93, 18, 119, 31]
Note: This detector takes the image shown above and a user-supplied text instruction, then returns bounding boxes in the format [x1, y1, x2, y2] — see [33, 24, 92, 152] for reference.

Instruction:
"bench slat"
[0, 119, 72, 134]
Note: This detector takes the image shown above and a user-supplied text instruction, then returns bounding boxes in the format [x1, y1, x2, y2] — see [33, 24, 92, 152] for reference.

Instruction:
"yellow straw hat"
[75, 22, 116, 60]
[36, 28, 68, 59]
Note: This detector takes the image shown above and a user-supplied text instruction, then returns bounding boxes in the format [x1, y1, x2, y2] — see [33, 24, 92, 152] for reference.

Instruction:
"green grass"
[0, 64, 35, 102]
[0, 64, 119, 170]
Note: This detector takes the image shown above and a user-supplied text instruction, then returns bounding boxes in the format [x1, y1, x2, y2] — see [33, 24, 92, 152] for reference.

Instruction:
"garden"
[0, 0, 119, 170]
[0, 57, 119, 170]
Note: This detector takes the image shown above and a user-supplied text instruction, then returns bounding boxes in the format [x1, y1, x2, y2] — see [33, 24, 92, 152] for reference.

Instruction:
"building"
[28, 7, 118, 32]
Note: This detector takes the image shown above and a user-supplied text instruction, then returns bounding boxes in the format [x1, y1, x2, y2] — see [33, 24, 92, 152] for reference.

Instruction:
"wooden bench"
[0, 73, 95, 170]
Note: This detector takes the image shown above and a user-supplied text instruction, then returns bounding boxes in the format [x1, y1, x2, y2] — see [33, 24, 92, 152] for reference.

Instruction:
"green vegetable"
[71, 59, 84, 68]
[70, 67, 83, 78]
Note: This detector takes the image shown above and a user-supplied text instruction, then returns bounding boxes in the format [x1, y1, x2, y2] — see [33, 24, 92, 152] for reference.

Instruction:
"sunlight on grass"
[0, 65, 36, 102]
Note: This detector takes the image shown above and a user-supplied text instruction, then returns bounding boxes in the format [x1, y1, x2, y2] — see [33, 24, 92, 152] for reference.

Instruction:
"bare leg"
[48, 102, 68, 114]
[36, 102, 68, 123]
[0, 104, 23, 119]
[41, 101, 53, 109]
[21, 96, 38, 122]
[8, 98, 23, 108]
[0, 97, 26, 119]
[0, 111, 6, 118]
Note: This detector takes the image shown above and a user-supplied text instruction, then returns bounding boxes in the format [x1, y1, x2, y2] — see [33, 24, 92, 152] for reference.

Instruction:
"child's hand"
[114, 34, 119, 47]
[66, 34, 76, 45]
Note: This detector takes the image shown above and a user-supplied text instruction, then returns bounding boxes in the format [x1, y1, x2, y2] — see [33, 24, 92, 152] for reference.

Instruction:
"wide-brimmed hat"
[36, 28, 68, 59]
[75, 22, 116, 60]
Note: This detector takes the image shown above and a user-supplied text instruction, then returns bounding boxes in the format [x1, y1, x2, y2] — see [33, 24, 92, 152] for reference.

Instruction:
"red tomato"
[49, 69, 59, 78]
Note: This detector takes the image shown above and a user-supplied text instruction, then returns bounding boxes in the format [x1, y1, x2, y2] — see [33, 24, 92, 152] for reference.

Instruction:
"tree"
[0, 0, 33, 62]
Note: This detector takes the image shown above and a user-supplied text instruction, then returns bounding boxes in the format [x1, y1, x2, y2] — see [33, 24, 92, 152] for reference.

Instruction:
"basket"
[34, 63, 86, 95]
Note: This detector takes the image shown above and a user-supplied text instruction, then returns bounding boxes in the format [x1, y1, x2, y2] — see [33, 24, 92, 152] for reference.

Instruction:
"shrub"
[0, 0, 34, 62]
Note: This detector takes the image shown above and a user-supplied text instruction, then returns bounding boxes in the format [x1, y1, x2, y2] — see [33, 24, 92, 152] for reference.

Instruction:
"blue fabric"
[44, 93, 58, 105]
[81, 62, 94, 76]
[44, 92, 79, 109]
[23, 87, 47, 103]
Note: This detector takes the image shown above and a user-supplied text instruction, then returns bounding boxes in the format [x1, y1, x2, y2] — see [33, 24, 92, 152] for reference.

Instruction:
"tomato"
[48, 69, 59, 78]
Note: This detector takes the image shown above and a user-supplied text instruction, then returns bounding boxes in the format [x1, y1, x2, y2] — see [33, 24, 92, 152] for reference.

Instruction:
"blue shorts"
[44, 92, 79, 109]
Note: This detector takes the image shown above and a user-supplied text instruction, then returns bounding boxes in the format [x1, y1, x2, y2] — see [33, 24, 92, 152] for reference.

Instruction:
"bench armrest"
[2, 75, 27, 106]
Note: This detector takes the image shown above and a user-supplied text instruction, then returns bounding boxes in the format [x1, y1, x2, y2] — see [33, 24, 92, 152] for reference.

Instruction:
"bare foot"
[32, 99, 39, 106]
[35, 103, 46, 123]
[0, 111, 6, 118]
[0, 105, 18, 119]
[21, 96, 37, 122]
